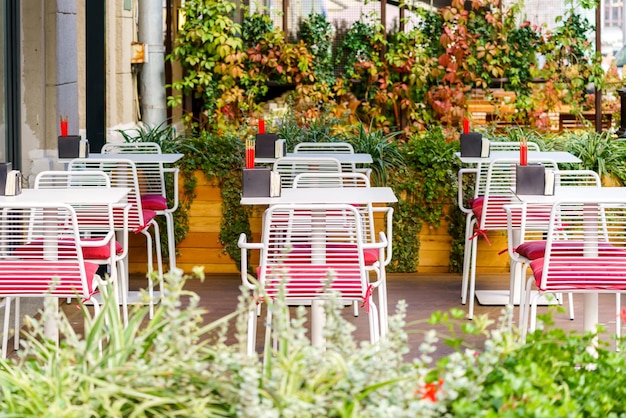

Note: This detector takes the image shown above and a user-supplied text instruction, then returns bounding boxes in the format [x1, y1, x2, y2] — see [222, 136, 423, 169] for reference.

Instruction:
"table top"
[456, 151, 581, 164]
[255, 153, 373, 164]
[514, 186, 626, 204]
[0, 188, 131, 205]
[241, 187, 397, 205]
[62, 153, 184, 164]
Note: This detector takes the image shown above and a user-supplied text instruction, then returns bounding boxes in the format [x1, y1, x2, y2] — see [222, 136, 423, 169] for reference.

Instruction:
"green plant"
[347, 121, 405, 187]
[297, 13, 335, 86]
[168, 0, 243, 129]
[566, 130, 626, 186]
[390, 127, 459, 272]
[6, 270, 626, 416]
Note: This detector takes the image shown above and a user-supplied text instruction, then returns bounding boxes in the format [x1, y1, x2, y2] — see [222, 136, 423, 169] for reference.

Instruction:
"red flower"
[418, 379, 444, 402]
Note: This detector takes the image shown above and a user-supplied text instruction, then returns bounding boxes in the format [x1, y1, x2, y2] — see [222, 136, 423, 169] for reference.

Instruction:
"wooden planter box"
[128, 171, 510, 275]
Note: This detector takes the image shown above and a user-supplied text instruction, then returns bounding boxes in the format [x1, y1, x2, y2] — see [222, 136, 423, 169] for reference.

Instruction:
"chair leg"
[568, 293, 575, 320]
[13, 298, 20, 350]
[378, 269, 389, 337]
[367, 301, 380, 343]
[520, 277, 534, 340]
[164, 212, 176, 272]
[142, 221, 163, 318]
[461, 216, 475, 304]
[2, 297, 11, 358]
[248, 304, 259, 356]
[616, 293, 621, 344]
[467, 235, 478, 319]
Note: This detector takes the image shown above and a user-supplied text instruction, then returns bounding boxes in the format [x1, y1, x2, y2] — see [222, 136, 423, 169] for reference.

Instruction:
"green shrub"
[4, 268, 625, 416]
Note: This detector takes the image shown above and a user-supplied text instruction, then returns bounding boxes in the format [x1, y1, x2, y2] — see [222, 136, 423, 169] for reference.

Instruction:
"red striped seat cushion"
[256, 264, 364, 299]
[288, 243, 379, 265]
[530, 257, 626, 291]
[0, 261, 99, 294]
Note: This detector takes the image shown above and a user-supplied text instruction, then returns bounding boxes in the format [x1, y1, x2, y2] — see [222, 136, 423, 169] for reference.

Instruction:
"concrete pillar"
[138, 1, 167, 127]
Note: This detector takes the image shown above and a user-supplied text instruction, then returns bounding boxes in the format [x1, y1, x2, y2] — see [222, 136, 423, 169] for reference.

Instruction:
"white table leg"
[310, 210, 325, 347]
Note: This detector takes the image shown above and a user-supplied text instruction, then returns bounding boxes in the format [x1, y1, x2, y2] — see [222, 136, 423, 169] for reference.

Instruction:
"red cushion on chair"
[133, 209, 158, 233]
[515, 241, 547, 260]
[471, 196, 510, 221]
[13, 238, 123, 259]
[517, 241, 626, 261]
[141, 194, 167, 210]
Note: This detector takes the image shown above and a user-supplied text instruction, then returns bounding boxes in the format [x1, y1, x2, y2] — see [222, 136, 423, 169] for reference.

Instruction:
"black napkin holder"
[255, 133, 279, 158]
[516, 163, 545, 195]
[460, 132, 484, 157]
[0, 162, 11, 196]
[242, 168, 271, 197]
[58, 135, 89, 158]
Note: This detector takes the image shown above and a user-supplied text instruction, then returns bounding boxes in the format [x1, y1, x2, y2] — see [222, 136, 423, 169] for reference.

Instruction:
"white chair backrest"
[273, 157, 342, 189]
[68, 158, 146, 231]
[101, 142, 166, 197]
[102, 142, 162, 154]
[293, 142, 354, 154]
[293, 142, 356, 172]
[293, 172, 370, 188]
[258, 203, 369, 301]
[479, 158, 558, 231]
[555, 170, 601, 187]
[293, 172, 374, 242]
[35, 170, 111, 189]
[0, 203, 97, 299]
[489, 141, 541, 152]
[33, 170, 120, 248]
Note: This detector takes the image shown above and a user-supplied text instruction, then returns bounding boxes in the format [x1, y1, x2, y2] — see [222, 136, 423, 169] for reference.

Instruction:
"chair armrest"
[355, 168, 372, 180]
[458, 168, 478, 214]
[238, 233, 263, 289]
[503, 203, 525, 261]
[372, 206, 394, 266]
[162, 167, 179, 212]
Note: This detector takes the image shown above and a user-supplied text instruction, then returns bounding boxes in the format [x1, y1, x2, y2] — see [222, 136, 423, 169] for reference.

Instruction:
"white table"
[241, 187, 396, 206]
[0, 188, 131, 205]
[0, 188, 131, 342]
[62, 152, 184, 164]
[255, 153, 373, 165]
[456, 151, 582, 165]
[515, 186, 626, 333]
[241, 186, 397, 346]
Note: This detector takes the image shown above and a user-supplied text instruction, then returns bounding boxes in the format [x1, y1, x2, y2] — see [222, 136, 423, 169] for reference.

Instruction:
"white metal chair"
[101, 142, 180, 273]
[464, 157, 558, 319]
[237, 203, 387, 355]
[0, 203, 107, 357]
[293, 172, 394, 335]
[33, 170, 130, 324]
[272, 156, 342, 189]
[458, 141, 541, 305]
[293, 141, 371, 178]
[520, 201, 626, 339]
[68, 157, 163, 317]
[505, 170, 601, 322]
[294, 142, 355, 154]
